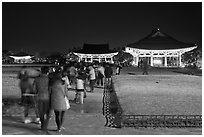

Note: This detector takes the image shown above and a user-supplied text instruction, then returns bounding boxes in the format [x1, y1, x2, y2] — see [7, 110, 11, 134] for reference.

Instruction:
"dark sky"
[2, 2, 202, 54]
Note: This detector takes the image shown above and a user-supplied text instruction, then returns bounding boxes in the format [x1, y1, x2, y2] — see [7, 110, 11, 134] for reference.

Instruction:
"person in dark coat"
[33, 66, 50, 130]
[104, 63, 113, 85]
[96, 63, 105, 87]
[142, 58, 148, 75]
[115, 63, 122, 75]
[49, 72, 69, 132]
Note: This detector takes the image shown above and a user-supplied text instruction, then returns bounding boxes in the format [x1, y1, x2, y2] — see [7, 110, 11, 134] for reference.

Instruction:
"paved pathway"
[2, 86, 201, 135]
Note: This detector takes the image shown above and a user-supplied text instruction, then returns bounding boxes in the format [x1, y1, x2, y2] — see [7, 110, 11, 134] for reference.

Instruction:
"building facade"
[73, 43, 118, 64]
[9, 52, 34, 63]
[125, 29, 197, 67]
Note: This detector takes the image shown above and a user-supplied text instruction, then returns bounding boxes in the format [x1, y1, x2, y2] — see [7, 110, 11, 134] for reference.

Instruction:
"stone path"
[2, 86, 201, 135]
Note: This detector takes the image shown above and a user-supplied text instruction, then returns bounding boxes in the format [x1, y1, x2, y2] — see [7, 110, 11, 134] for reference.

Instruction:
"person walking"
[96, 63, 105, 87]
[142, 58, 148, 75]
[69, 63, 77, 85]
[62, 71, 72, 90]
[18, 66, 40, 124]
[75, 72, 86, 104]
[49, 72, 70, 132]
[88, 66, 96, 92]
[104, 63, 113, 85]
[32, 66, 50, 131]
[74, 66, 87, 102]
[115, 63, 122, 75]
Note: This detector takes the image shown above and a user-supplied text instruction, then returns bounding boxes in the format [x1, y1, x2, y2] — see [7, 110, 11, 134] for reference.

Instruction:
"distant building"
[125, 28, 197, 67]
[73, 43, 118, 63]
[9, 51, 34, 63]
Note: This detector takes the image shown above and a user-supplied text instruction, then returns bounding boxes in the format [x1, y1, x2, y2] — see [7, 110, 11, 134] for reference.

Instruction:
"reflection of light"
[9, 56, 33, 60]
[153, 59, 162, 64]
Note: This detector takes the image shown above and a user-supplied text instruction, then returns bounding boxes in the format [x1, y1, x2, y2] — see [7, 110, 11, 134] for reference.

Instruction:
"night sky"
[2, 2, 202, 54]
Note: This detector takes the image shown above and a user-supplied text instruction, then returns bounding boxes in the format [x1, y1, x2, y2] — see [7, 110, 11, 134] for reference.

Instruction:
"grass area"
[113, 75, 202, 115]
[2, 73, 21, 98]
[2, 66, 41, 74]
[173, 68, 202, 76]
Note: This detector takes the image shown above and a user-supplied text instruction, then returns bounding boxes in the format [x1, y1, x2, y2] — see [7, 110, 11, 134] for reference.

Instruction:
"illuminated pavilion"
[9, 52, 34, 63]
[73, 43, 118, 63]
[125, 29, 197, 67]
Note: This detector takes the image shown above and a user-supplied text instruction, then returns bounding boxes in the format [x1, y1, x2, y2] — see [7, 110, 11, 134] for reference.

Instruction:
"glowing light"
[153, 59, 162, 64]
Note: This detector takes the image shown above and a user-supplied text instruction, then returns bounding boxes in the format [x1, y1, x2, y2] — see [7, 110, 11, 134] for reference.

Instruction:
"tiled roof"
[127, 29, 196, 50]
[12, 51, 31, 57]
[75, 43, 117, 54]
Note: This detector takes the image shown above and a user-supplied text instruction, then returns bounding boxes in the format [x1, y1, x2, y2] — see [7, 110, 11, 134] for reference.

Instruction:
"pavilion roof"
[74, 43, 117, 54]
[127, 29, 196, 50]
[11, 51, 32, 57]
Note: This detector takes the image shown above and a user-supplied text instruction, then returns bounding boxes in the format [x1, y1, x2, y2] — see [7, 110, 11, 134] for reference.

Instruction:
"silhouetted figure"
[96, 63, 105, 86]
[104, 63, 113, 85]
[142, 58, 148, 75]
[33, 66, 50, 131]
[116, 63, 122, 75]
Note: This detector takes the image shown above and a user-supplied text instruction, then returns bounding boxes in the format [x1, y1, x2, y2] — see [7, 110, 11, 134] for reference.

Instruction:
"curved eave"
[9, 56, 34, 59]
[125, 46, 197, 54]
[127, 29, 196, 50]
[73, 52, 118, 56]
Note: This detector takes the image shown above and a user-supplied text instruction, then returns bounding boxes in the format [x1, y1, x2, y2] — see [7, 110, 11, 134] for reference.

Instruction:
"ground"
[113, 75, 202, 115]
[2, 66, 202, 135]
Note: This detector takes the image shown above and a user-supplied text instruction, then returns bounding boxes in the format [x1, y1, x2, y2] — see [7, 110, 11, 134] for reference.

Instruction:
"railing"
[122, 115, 202, 128]
[103, 79, 202, 128]
[103, 80, 122, 128]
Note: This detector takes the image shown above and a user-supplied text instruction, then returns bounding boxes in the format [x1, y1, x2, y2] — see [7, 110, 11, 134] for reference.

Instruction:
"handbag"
[64, 96, 70, 109]
[98, 71, 104, 78]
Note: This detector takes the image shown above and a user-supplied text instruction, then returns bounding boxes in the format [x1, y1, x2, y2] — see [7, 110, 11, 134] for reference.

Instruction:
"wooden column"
[179, 54, 182, 67]
[164, 56, 167, 67]
[136, 56, 139, 66]
[150, 55, 153, 66]
[110, 57, 113, 63]
[99, 56, 101, 63]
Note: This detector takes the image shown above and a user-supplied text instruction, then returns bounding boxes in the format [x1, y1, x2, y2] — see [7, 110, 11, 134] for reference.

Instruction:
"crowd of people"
[18, 61, 121, 132]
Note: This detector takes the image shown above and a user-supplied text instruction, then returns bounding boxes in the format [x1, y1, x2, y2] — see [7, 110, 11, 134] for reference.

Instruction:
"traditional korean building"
[9, 51, 34, 63]
[125, 28, 197, 67]
[73, 43, 118, 63]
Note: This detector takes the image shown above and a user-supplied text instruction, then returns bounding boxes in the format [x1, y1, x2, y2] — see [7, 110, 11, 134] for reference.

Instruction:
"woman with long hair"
[49, 72, 69, 132]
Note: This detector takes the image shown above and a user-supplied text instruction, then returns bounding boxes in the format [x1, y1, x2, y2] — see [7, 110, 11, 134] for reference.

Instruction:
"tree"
[47, 52, 63, 64]
[114, 50, 133, 66]
[2, 50, 14, 64]
[182, 48, 202, 68]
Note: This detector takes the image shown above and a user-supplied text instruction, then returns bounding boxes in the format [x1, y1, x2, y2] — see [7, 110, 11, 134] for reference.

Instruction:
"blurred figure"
[75, 72, 86, 104]
[18, 66, 40, 124]
[142, 58, 148, 75]
[96, 63, 105, 87]
[62, 71, 71, 90]
[49, 72, 69, 132]
[104, 63, 113, 85]
[69, 63, 77, 85]
[88, 66, 96, 92]
[32, 66, 50, 131]
[115, 63, 122, 75]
